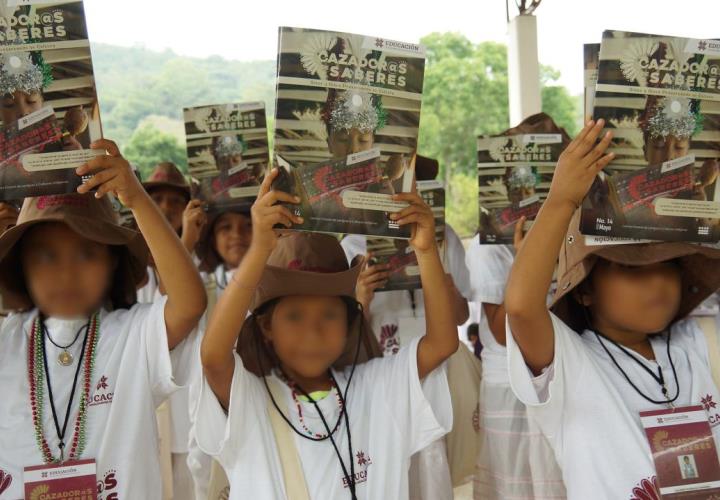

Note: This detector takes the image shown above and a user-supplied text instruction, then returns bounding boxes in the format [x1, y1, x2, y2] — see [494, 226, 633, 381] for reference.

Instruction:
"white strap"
[266, 378, 311, 500]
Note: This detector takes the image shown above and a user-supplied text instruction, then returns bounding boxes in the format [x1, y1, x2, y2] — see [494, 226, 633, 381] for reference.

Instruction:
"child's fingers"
[261, 189, 300, 207]
[583, 131, 613, 168]
[90, 139, 121, 157]
[392, 192, 423, 205]
[591, 152, 616, 175]
[267, 212, 294, 228]
[576, 119, 606, 157]
[564, 120, 595, 155]
[77, 169, 116, 194]
[257, 168, 279, 198]
[93, 181, 116, 199]
[389, 204, 430, 221]
[264, 204, 303, 224]
[396, 213, 428, 226]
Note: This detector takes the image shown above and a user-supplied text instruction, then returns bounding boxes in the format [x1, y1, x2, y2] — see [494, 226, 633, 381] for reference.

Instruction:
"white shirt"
[341, 225, 471, 354]
[136, 265, 162, 304]
[0, 299, 177, 500]
[194, 337, 452, 500]
[464, 240, 515, 383]
[507, 312, 720, 499]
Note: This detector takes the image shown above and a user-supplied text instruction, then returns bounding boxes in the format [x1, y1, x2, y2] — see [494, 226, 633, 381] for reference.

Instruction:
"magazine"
[580, 30, 720, 242]
[477, 113, 570, 244]
[366, 180, 445, 291]
[0, 0, 104, 200]
[272, 27, 425, 237]
[183, 102, 269, 210]
[584, 43, 601, 119]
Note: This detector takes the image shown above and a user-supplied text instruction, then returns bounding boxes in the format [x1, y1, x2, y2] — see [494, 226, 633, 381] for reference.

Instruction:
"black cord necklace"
[257, 314, 364, 500]
[43, 317, 90, 367]
[593, 329, 680, 407]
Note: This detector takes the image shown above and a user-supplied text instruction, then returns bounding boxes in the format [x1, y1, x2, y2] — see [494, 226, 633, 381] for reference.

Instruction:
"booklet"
[0, 0, 104, 201]
[477, 113, 570, 244]
[183, 102, 268, 211]
[272, 27, 426, 238]
[584, 43, 601, 119]
[580, 30, 720, 242]
[366, 180, 445, 291]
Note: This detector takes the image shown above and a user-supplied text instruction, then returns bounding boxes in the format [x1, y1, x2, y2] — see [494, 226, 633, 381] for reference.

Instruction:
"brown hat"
[415, 155, 439, 181]
[503, 112, 572, 145]
[143, 162, 191, 199]
[0, 194, 149, 311]
[552, 210, 720, 331]
[237, 232, 382, 376]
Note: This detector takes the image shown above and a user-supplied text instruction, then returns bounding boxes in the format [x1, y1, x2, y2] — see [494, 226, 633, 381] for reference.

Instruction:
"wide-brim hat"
[142, 162, 191, 199]
[0, 194, 148, 310]
[552, 209, 720, 331]
[237, 232, 382, 376]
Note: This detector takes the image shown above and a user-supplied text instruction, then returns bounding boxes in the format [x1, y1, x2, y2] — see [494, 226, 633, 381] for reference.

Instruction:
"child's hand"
[181, 199, 207, 250]
[250, 168, 302, 254]
[549, 119, 614, 209]
[75, 139, 146, 208]
[390, 192, 436, 255]
[355, 254, 391, 313]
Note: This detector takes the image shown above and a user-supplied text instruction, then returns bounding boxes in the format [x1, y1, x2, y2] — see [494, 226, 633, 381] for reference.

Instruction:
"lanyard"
[40, 319, 90, 462]
[594, 329, 680, 407]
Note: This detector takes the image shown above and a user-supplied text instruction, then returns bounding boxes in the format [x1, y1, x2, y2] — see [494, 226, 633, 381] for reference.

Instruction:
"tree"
[123, 123, 187, 179]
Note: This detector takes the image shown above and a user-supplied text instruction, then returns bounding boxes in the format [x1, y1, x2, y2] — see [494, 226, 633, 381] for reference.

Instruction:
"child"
[467, 218, 565, 499]
[504, 120, 720, 497]
[138, 162, 206, 302]
[196, 168, 455, 499]
[0, 139, 206, 499]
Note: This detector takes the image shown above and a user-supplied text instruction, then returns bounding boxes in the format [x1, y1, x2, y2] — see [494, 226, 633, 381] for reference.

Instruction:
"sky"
[83, 0, 718, 95]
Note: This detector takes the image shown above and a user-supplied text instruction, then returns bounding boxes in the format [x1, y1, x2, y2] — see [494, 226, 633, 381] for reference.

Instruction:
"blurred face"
[327, 128, 374, 158]
[149, 187, 187, 233]
[583, 260, 682, 335]
[263, 295, 349, 379]
[212, 212, 252, 269]
[644, 134, 691, 165]
[21, 222, 114, 318]
[2, 90, 44, 126]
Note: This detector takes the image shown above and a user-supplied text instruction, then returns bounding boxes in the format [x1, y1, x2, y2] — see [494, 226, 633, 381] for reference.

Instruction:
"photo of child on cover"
[581, 31, 720, 242]
[0, 0, 101, 200]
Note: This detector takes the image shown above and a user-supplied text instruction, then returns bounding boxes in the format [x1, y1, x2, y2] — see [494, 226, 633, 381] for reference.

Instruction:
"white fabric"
[507, 312, 720, 499]
[0, 299, 177, 500]
[194, 337, 452, 500]
[465, 241, 565, 499]
[137, 265, 162, 304]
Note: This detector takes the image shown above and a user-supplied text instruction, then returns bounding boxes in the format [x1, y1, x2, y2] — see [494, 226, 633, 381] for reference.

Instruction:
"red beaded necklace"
[277, 372, 343, 439]
[28, 313, 100, 464]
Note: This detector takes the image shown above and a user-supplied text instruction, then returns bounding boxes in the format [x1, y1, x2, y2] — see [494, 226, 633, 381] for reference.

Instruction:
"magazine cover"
[584, 43, 601, 119]
[183, 102, 268, 210]
[477, 113, 571, 244]
[366, 180, 445, 291]
[580, 30, 720, 242]
[0, 0, 103, 201]
[272, 27, 425, 238]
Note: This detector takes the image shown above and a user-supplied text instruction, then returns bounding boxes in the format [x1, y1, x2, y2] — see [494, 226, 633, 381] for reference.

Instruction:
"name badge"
[24, 459, 97, 500]
[640, 405, 720, 498]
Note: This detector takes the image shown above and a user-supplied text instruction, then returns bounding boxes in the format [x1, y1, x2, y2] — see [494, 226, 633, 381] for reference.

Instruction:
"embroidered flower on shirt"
[97, 375, 109, 391]
[702, 394, 717, 412]
[0, 469, 12, 495]
[630, 476, 660, 500]
[356, 451, 372, 467]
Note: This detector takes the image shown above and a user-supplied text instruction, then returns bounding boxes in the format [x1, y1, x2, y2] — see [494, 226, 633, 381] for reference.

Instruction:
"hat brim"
[143, 181, 191, 199]
[552, 242, 720, 330]
[0, 214, 148, 289]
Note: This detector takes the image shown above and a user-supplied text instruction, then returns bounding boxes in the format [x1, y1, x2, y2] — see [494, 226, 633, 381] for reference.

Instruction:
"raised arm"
[200, 169, 301, 408]
[76, 139, 207, 349]
[391, 191, 458, 379]
[504, 120, 613, 374]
